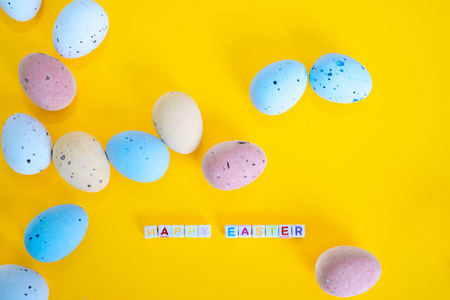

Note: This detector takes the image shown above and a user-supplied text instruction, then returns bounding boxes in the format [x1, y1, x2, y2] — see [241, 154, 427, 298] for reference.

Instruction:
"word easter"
[225, 225, 305, 238]
[144, 225, 211, 238]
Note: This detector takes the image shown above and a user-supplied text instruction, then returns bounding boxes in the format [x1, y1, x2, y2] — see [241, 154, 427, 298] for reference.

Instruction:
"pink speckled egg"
[202, 141, 267, 190]
[315, 246, 381, 297]
[18, 53, 76, 111]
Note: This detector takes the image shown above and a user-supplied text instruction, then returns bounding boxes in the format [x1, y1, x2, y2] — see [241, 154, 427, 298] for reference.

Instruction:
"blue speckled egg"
[249, 59, 308, 115]
[0, 0, 42, 22]
[106, 131, 170, 182]
[309, 53, 372, 103]
[1, 113, 52, 175]
[0, 264, 49, 300]
[24, 204, 88, 263]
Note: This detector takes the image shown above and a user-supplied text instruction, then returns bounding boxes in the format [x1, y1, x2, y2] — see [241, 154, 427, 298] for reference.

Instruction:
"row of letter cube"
[144, 225, 211, 238]
[225, 225, 305, 238]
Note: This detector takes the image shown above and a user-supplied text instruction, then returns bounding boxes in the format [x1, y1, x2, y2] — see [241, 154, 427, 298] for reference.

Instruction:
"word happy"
[225, 225, 305, 238]
[144, 225, 211, 238]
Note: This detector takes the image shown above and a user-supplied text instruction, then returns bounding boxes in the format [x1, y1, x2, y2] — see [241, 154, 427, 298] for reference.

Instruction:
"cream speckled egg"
[152, 91, 203, 154]
[53, 131, 110, 192]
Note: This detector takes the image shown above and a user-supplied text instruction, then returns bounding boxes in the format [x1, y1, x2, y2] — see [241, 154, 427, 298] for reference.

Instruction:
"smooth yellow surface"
[0, 0, 449, 299]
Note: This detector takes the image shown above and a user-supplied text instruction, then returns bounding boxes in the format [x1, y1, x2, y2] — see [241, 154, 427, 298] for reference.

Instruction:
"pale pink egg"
[202, 141, 267, 190]
[18, 53, 76, 111]
[315, 246, 382, 297]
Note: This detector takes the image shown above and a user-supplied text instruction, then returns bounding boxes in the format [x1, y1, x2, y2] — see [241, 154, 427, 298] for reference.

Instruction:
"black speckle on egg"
[87, 185, 91, 188]
[61, 155, 65, 160]
[27, 159, 31, 163]
[273, 81, 277, 85]
[46, 75, 50, 80]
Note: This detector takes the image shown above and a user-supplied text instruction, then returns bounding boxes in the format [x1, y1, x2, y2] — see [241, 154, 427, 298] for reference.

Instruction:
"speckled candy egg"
[1, 113, 52, 175]
[53, 131, 110, 192]
[19, 53, 77, 111]
[0, 264, 49, 299]
[152, 91, 203, 154]
[24, 204, 88, 263]
[202, 141, 266, 190]
[0, 0, 41, 22]
[106, 131, 170, 182]
[249, 60, 308, 115]
[310, 53, 372, 103]
[315, 246, 381, 297]
[53, 0, 109, 59]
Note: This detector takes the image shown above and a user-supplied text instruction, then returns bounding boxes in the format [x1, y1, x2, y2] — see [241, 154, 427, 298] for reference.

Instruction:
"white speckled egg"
[24, 204, 88, 263]
[53, 131, 110, 192]
[0, 0, 41, 22]
[53, 0, 109, 59]
[1, 113, 52, 175]
[152, 91, 203, 154]
[309, 53, 372, 103]
[0, 264, 49, 299]
[250, 60, 308, 115]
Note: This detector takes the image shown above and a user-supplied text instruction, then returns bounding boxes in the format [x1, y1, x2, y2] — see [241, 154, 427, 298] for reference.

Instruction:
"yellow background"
[0, 0, 449, 299]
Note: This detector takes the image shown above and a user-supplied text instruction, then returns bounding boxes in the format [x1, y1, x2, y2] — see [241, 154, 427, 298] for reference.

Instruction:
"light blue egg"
[1, 113, 52, 175]
[0, 265, 49, 300]
[309, 53, 372, 103]
[249, 59, 308, 115]
[106, 131, 170, 182]
[24, 204, 88, 263]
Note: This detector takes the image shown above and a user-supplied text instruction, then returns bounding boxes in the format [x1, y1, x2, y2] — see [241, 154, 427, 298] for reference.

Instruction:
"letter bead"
[225, 225, 238, 238]
[144, 226, 158, 238]
[158, 225, 171, 238]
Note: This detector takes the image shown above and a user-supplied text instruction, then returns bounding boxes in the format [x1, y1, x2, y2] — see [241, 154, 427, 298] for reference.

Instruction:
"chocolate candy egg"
[202, 141, 267, 190]
[53, 0, 109, 59]
[315, 246, 381, 297]
[24, 204, 88, 263]
[53, 131, 110, 192]
[106, 131, 170, 182]
[1, 113, 52, 175]
[250, 59, 308, 115]
[0, 0, 42, 22]
[152, 91, 203, 154]
[0, 264, 49, 299]
[309, 53, 372, 103]
[19, 53, 77, 111]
